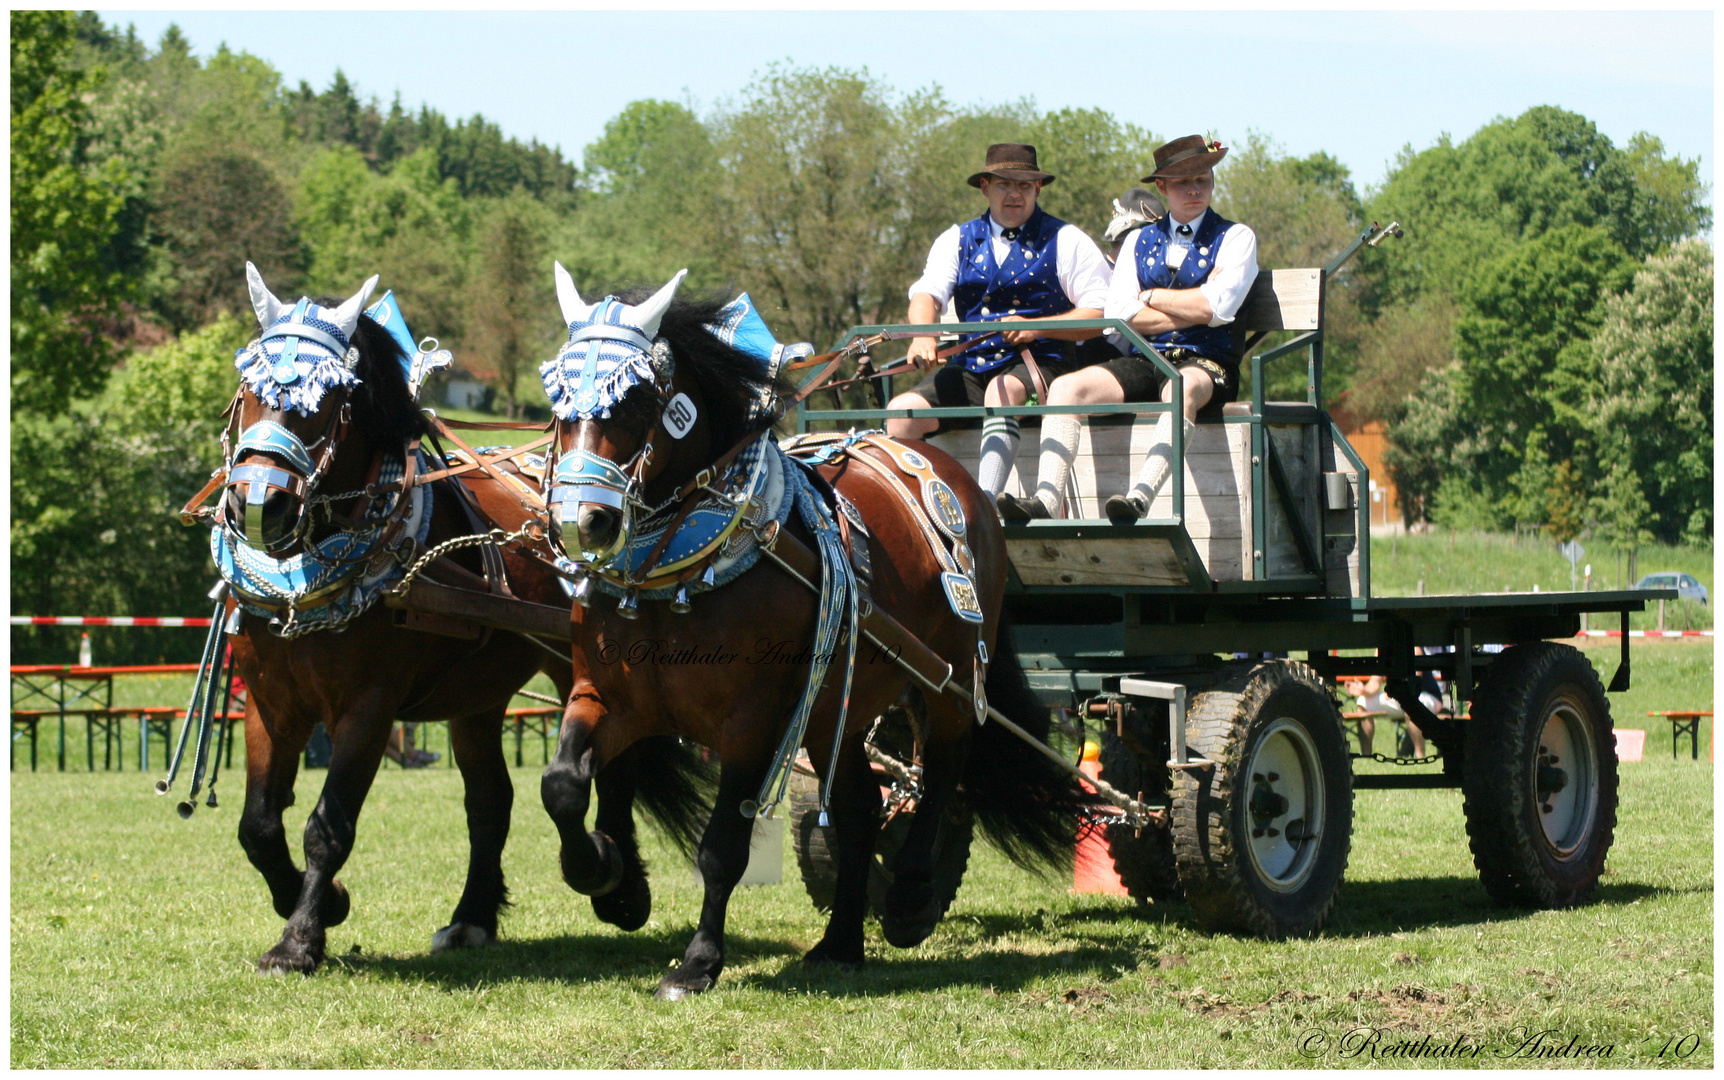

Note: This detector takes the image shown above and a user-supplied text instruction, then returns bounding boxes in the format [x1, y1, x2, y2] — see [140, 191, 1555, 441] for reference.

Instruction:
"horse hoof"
[654, 974, 713, 1002]
[803, 940, 864, 971]
[431, 923, 494, 953]
[320, 881, 352, 927]
[562, 830, 627, 896]
[591, 870, 651, 931]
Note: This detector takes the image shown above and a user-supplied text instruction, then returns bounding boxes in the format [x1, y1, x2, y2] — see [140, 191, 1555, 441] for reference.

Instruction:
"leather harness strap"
[398, 434, 554, 490]
[422, 415, 546, 520]
[757, 526, 953, 696]
[1016, 346, 1050, 402]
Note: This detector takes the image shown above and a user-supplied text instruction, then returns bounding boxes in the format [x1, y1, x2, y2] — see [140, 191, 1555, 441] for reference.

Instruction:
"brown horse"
[206, 267, 707, 974]
[537, 270, 1093, 999]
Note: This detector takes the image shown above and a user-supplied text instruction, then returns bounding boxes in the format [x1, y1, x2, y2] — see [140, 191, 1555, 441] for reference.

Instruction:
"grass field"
[11, 639, 1712, 1068]
[1371, 529, 1713, 633]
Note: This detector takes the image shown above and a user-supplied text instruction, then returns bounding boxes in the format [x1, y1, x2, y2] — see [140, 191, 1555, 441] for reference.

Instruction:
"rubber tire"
[1097, 730, 1182, 903]
[791, 783, 974, 920]
[1170, 660, 1353, 938]
[1461, 642, 1617, 908]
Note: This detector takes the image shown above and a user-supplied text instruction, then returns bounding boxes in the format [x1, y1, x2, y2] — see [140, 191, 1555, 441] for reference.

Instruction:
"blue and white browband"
[236, 302, 362, 416]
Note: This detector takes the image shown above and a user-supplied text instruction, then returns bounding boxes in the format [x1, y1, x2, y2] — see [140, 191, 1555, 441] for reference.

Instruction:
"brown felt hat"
[1142, 135, 1228, 181]
[967, 143, 1055, 188]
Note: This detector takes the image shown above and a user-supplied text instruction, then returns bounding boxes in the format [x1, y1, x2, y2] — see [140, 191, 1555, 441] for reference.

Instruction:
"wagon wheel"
[790, 702, 973, 920]
[1170, 660, 1353, 938]
[1097, 729, 1182, 903]
[1461, 642, 1617, 908]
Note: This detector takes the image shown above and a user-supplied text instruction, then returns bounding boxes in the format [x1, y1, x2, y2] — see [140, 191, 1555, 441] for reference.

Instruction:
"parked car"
[1633, 572, 1708, 605]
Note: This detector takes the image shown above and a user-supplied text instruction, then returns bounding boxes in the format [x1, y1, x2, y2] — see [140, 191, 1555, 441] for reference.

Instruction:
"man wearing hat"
[997, 135, 1258, 523]
[886, 143, 1112, 503]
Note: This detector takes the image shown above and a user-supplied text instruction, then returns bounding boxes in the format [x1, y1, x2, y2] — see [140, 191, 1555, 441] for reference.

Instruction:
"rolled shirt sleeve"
[1055, 224, 1113, 310]
[907, 225, 962, 306]
[1103, 228, 1149, 323]
[1199, 223, 1259, 326]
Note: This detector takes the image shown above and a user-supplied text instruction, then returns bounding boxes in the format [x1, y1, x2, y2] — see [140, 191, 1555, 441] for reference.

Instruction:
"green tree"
[11, 9, 132, 413]
[1381, 363, 1465, 525]
[1590, 459, 1657, 585]
[1024, 106, 1159, 238]
[294, 144, 474, 343]
[1345, 298, 1457, 425]
[1585, 239, 1713, 544]
[1453, 224, 1636, 446]
[1365, 106, 1702, 311]
[560, 99, 722, 291]
[11, 315, 249, 664]
[1402, 225, 1638, 527]
[1622, 133, 1711, 253]
[708, 65, 925, 351]
[1215, 133, 1365, 400]
[465, 194, 557, 414]
[153, 150, 303, 325]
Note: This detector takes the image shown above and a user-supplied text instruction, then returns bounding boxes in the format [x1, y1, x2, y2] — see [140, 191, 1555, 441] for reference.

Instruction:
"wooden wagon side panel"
[929, 420, 1250, 581]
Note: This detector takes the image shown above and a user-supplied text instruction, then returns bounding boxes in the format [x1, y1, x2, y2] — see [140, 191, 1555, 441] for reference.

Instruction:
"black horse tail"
[631, 734, 716, 857]
[961, 620, 1098, 872]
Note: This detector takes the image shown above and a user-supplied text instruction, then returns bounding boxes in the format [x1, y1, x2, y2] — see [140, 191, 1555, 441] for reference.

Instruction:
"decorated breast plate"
[922, 477, 967, 540]
[941, 571, 985, 624]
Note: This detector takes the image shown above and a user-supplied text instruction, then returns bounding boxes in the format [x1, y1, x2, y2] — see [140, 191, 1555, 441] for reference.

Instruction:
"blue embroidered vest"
[1133, 211, 1240, 363]
[951, 208, 1073, 374]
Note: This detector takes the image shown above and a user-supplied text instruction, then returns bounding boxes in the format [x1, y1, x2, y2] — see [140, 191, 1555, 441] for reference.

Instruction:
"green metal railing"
[798, 319, 1190, 527]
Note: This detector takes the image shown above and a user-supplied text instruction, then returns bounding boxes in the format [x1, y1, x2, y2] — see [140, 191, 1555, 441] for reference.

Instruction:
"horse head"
[221, 263, 420, 555]
[542, 265, 698, 566]
[541, 264, 793, 580]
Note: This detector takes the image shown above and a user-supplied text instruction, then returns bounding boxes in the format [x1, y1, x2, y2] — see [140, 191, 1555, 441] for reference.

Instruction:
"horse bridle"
[544, 314, 677, 567]
[218, 384, 354, 555]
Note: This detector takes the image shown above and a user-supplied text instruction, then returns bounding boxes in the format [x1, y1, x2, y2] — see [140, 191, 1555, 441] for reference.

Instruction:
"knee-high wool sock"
[1032, 413, 1083, 517]
[1128, 414, 1195, 510]
[976, 416, 1020, 498]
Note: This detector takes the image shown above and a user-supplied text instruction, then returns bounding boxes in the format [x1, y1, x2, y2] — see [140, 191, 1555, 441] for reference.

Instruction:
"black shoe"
[995, 492, 1049, 522]
[1104, 493, 1146, 524]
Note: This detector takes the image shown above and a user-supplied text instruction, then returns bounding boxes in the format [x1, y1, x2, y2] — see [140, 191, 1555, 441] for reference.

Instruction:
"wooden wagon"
[788, 222, 1671, 937]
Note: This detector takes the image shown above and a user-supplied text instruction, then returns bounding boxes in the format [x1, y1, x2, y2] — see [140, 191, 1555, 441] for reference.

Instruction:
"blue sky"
[96, 9, 1713, 195]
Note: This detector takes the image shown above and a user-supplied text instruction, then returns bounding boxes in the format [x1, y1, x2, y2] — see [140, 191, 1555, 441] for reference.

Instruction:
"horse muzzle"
[223, 461, 309, 554]
[222, 419, 326, 554]
[550, 450, 635, 567]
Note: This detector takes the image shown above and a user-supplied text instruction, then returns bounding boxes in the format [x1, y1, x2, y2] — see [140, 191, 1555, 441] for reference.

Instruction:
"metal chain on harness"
[389, 525, 539, 596]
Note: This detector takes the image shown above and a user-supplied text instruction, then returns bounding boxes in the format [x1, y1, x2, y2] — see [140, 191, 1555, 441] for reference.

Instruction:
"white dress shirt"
[1103, 209, 1259, 327]
[909, 215, 1112, 311]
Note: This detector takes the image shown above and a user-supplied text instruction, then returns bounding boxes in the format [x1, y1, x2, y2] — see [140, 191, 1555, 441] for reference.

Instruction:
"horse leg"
[657, 760, 766, 1000]
[880, 708, 971, 949]
[432, 708, 512, 953]
[236, 701, 331, 925]
[589, 744, 652, 931]
[540, 691, 628, 898]
[257, 703, 390, 974]
[803, 732, 881, 970]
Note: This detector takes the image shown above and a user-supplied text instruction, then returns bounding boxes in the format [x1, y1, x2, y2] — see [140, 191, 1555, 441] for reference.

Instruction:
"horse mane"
[611, 286, 797, 452]
[335, 307, 426, 448]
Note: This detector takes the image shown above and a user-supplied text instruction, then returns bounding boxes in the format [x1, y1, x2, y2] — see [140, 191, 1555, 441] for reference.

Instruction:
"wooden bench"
[10, 708, 124, 772]
[1647, 711, 1711, 760]
[509, 707, 562, 767]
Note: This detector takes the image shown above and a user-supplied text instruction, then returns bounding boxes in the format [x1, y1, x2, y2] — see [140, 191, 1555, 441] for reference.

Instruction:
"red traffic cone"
[1073, 752, 1127, 895]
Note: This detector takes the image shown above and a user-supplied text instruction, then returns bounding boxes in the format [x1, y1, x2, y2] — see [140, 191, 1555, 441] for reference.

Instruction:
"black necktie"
[1001, 226, 1021, 241]
[1176, 223, 1193, 237]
